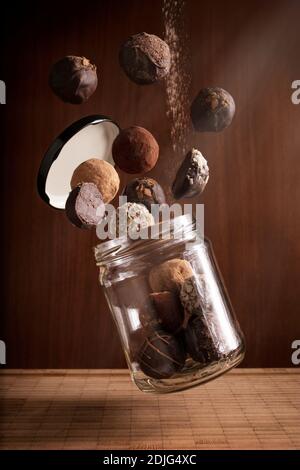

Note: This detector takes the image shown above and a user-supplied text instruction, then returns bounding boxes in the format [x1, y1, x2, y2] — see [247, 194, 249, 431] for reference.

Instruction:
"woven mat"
[0, 369, 299, 450]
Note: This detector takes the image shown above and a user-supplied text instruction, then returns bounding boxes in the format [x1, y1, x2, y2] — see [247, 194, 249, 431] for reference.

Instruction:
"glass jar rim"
[94, 214, 204, 267]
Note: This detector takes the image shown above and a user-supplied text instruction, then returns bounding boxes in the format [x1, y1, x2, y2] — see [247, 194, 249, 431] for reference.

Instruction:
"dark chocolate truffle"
[185, 315, 220, 365]
[65, 182, 105, 229]
[150, 291, 184, 334]
[137, 330, 186, 379]
[172, 148, 209, 199]
[123, 177, 166, 210]
[49, 55, 98, 104]
[191, 87, 235, 132]
[112, 126, 159, 174]
[130, 328, 149, 362]
[119, 32, 171, 85]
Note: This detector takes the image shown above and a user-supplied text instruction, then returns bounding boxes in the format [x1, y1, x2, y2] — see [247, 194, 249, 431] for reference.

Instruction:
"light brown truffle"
[149, 259, 194, 293]
[71, 158, 120, 204]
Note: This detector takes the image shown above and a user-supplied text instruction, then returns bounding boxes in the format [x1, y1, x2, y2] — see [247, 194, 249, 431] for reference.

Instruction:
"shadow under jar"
[95, 215, 245, 393]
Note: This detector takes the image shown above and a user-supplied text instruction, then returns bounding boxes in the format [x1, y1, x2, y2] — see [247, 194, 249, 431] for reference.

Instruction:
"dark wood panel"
[1, 0, 300, 367]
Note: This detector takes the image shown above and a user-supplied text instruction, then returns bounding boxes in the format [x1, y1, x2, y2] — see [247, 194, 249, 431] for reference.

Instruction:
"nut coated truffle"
[49, 56, 98, 104]
[137, 330, 186, 379]
[110, 202, 154, 238]
[71, 158, 120, 204]
[119, 32, 171, 85]
[172, 148, 209, 199]
[123, 177, 166, 210]
[112, 126, 159, 174]
[149, 258, 194, 293]
[65, 182, 105, 229]
[180, 275, 210, 316]
[191, 87, 235, 132]
[180, 275, 211, 327]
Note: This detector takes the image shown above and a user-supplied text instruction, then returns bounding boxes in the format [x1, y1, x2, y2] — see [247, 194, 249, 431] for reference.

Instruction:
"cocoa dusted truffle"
[123, 177, 166, 210]
[150, 291, 184, 334]
[65, 182, 105, 229]
[191, 87, 235, 132]
[112, 126, 159, 174]
[71, 158, 120, 204]
[49, 56, 98, 104]
[137, 330, 186, 379]
[119, 32, 171, 85]
[149, 259, 194, 293]
[172, 148, 209, 199]
[185, 315, 220, 365]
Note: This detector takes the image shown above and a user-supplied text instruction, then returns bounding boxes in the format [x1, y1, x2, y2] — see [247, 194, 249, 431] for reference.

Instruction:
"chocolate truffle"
[130, 328, 149, 362]
[172, 148, 209, 199]
[150, 291, 184, 334]
[112, 126, 159, 174]
[123, 177, 166, 210]
[180, 275, 211, 326]
[191, 87, 235, 132]
[149, 259, 194, 293]
[65, 182, 105, 229]
[139, 302, 160, 332]
[119, 32, 171, 85]
[110, 202, 154, 238]
[71, 159, 120, 204]
[185, 315, 220, 365]
[137, 330, 186, 379]
[49, 56, 98, 104]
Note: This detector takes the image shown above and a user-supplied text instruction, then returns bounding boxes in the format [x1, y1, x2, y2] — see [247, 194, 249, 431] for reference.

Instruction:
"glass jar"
[94, 215, 245, 393]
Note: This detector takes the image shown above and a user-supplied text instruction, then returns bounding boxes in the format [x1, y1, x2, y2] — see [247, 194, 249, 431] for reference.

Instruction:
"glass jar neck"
[94, 214, 204, 271]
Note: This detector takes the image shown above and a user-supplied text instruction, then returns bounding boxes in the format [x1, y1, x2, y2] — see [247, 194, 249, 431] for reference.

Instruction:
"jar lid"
[37, 115, 120, 209]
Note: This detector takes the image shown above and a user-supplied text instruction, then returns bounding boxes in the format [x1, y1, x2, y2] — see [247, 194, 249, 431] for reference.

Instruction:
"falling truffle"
[112, 126, 159, 174]
[137, 330, 186, 379]
[119, 32, 171, 85]
[149, 259, 194, 293]
[49, 56, 98, 104]
[71, 158, 120, 204]
[185, 315, 220, 365]
[191, 87, 235, 132]
[110, 202, 154, 238]
[150, 291, 184, 334]
[172, 148, 209, 199]
[123, 177, 166, 210]
[65, 183, 105, 229]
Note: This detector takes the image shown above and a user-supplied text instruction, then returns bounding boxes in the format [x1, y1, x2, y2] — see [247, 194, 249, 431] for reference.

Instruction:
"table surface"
[0, 368, 299, 450]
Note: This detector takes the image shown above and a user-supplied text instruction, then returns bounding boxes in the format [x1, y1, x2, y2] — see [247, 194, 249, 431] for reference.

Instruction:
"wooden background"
[1, 0, 300, 368]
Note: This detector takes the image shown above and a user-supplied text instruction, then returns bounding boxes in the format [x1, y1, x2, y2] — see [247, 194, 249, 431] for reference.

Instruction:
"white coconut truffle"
[110, 202, 154, 238]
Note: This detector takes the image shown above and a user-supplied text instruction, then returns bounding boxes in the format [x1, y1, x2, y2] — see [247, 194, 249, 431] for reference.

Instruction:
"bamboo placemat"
[0, 369, 299, 450]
